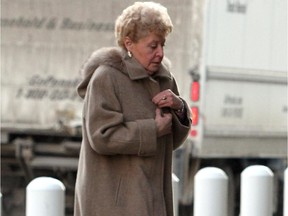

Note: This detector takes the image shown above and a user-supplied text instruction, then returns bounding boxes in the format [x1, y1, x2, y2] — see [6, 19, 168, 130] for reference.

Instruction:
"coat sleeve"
[170, 78, 192, 150]
[83, 67, 157, 156]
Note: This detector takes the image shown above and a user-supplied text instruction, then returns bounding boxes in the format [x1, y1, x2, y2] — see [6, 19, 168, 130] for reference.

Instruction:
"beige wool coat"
[74, 47, 191, 216]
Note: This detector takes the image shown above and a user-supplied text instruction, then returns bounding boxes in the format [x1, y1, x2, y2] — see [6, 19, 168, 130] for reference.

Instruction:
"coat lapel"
[123, 55, 172, 98]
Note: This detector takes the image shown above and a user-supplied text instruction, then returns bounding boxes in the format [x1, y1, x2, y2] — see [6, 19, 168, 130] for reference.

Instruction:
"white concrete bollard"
[172, 173, 180, 216]
[284, 167, 288, 216]
[193, 167, 228, 216]
[26, 177, 65, 216]
[240, 165, 273, 216]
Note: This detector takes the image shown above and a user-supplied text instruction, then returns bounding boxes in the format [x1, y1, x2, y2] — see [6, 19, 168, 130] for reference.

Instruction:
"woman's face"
[126, 32, 166, 75]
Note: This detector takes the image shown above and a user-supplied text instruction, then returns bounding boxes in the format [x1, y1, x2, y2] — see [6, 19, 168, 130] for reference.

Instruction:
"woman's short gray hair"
[115, 2, 173, 49]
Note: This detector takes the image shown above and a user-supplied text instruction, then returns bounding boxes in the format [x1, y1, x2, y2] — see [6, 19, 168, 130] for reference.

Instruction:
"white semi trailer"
[174, 0, 287, 215]
[1, 0, 287, 215]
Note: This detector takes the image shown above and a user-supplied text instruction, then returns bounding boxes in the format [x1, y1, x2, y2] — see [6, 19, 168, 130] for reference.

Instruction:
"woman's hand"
[152, 89, 183, 110]
[155, 108, 172, 137]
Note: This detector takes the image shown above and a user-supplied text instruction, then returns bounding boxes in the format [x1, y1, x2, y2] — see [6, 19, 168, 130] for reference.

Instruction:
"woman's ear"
[124, 36, 133, 51]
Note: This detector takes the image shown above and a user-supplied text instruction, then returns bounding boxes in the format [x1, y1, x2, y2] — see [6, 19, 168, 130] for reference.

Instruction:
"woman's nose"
[156, 45, 164, 57]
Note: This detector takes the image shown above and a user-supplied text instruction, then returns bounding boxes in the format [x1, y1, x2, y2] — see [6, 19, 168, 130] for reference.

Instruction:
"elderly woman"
[74, 2, 191, 216]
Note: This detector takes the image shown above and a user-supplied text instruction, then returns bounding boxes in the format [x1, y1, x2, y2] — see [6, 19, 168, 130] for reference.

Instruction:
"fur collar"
[77, 47, 172, 98]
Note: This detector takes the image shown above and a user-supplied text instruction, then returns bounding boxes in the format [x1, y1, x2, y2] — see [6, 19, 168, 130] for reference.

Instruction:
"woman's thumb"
[155, 107, 162, 116]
